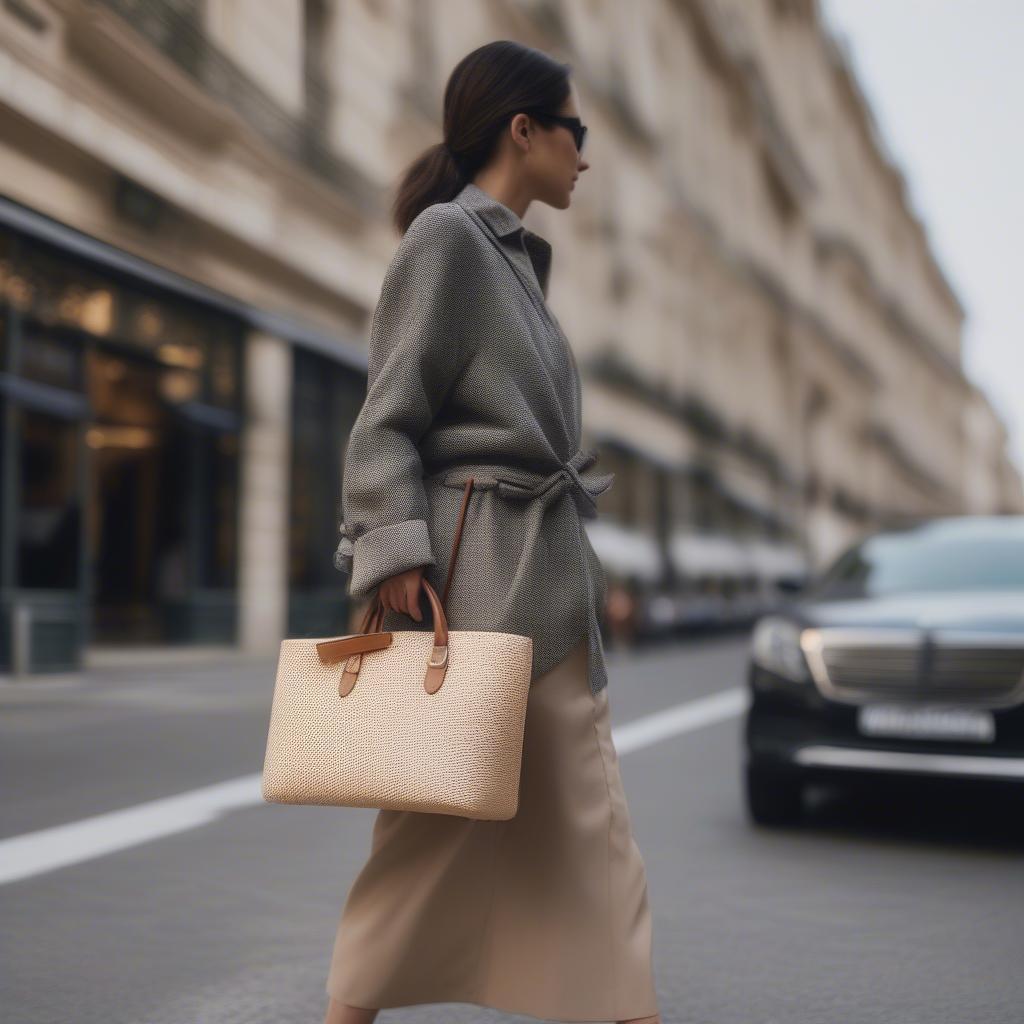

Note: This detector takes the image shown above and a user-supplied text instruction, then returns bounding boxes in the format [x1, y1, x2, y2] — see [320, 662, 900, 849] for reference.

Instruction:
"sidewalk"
[0, 647, 277, 703]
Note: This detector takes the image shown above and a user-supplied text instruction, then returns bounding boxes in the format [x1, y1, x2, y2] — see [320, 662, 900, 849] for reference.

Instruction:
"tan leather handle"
[318, 477, 475, 696]
[357, 595, 386, 634]
[319, 577, 452, 696]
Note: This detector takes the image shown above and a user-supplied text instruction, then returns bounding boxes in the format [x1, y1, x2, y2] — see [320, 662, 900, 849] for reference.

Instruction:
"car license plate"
[857, 704, 995, 743]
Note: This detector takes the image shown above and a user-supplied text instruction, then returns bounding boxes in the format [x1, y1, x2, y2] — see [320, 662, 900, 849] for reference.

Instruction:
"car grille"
[800, 628, 1024, 707]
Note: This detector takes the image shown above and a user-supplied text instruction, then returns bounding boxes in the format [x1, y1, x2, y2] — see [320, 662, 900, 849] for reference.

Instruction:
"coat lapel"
[452, 182, 579, 447]
[453, 183, 550, 312]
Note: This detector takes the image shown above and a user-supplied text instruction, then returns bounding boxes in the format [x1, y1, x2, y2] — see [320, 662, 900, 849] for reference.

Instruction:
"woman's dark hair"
[392, 40, 571, 235]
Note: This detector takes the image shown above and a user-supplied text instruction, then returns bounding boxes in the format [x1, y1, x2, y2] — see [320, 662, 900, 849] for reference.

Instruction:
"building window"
[598, 445, 632, 524]
[303, 0, 331, 133]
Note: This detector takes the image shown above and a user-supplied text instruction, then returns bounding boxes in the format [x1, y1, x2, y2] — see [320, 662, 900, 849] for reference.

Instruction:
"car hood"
[790, 589, 1024, 633]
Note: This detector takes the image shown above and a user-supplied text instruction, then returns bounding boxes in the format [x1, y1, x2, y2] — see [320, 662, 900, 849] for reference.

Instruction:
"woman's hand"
[377, 565, 427, 622]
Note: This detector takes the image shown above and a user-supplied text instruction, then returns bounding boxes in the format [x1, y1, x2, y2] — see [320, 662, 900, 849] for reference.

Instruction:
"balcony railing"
[92, 0, 377, 207]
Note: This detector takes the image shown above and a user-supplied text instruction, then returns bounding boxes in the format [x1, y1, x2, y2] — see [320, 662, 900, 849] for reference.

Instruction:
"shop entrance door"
[87, 347, 190, 643]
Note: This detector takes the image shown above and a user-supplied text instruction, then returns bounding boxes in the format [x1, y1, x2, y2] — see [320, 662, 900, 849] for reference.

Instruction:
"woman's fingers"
[376, 573, 419, 618]
[404, 576, 423, 621]
[377, 568, 424, 621]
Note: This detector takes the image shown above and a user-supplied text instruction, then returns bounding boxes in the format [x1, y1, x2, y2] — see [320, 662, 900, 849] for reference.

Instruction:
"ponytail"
[391, 140, 467, 236]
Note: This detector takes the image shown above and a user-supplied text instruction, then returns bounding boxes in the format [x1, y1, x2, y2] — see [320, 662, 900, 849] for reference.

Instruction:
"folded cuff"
[338, 518, 436, 597]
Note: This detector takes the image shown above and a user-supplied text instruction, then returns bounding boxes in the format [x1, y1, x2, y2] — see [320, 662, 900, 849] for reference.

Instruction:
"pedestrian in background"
[607, 579, 639, 650]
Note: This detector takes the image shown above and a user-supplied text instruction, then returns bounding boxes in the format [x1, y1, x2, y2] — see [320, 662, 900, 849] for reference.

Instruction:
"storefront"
[0, 195, 368, 674]
[0, 224, 244, 671]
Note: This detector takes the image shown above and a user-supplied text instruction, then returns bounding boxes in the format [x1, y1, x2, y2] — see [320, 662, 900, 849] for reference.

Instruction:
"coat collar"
[453, 181, 552, 299]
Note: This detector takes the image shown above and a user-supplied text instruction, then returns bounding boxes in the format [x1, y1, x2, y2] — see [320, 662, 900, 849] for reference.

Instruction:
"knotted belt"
[435, 445, 615, 695]
[433, 444, 615, 694]
[334, 447, 615, 574]
[435, 445, 615, 518]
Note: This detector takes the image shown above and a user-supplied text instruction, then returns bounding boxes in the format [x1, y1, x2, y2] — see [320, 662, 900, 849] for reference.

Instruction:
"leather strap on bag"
[441, 477, 474, 609]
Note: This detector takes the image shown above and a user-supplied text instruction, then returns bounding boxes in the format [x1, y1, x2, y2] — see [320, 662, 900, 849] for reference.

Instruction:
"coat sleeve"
[334, 204, 478, 597]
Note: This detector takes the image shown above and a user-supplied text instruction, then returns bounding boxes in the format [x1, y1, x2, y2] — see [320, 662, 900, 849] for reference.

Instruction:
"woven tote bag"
[261, 478, 534, 820]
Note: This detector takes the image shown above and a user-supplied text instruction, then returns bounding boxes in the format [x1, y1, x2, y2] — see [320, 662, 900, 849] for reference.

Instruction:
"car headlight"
[750, 616, 811, 683]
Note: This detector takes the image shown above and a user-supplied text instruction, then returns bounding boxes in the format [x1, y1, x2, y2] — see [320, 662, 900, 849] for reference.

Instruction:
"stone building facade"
[0, 0, 1018, 670]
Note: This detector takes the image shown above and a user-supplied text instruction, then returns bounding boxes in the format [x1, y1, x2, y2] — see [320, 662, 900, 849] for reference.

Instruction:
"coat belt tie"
[437, 446, 615, 519]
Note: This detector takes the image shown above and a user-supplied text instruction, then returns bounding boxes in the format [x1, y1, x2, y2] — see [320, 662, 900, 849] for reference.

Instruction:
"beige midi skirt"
[324, 636, 659, 1023]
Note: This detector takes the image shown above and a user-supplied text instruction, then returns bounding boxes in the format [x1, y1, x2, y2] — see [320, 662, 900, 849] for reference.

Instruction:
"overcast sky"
[819, 0, 1023, 476]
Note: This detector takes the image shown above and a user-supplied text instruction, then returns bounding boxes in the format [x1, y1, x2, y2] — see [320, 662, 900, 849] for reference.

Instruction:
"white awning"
[743, 540, 808, 579]
[583, 520, 662, 582]
[669, 532, 752, 576]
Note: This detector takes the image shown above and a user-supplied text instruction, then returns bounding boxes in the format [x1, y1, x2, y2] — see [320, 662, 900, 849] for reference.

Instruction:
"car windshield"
[807, 520, 1024, 599]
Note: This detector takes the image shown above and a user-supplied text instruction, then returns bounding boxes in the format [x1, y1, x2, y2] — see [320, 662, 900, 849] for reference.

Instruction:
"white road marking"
[0, 777, 263, 886]
[0, 687, 748, 885]
[612, 686, 749, 754]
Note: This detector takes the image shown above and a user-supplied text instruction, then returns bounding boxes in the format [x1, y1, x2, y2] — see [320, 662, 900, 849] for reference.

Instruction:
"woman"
[326, 39, 661, 1024]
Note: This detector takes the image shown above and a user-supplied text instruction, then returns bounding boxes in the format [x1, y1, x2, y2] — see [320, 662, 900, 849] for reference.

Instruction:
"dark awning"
[0, 192, 367, 372]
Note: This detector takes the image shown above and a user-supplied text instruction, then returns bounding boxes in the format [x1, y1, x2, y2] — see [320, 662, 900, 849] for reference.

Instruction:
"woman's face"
[526, 83, 590, 210]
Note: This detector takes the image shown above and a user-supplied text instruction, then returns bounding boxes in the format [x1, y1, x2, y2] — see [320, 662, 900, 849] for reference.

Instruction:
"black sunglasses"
[519, 108, 587, 155]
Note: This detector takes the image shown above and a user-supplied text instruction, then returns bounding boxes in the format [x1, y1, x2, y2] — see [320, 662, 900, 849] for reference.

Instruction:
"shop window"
[20, 328, 82, 391]
[196, 428, 239, 589]
[289, 349, 363, 589]
[17, 408, 80, 589]
[208, 335, 239, 409]
[16, 243, 115, 336]
[0, 230, 242, 648]
[17, 239, 241, 411]
[605, 450, 659, 535]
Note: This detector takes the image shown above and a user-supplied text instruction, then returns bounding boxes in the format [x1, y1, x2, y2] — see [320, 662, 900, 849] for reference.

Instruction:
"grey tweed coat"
[334, 180, 616, 695]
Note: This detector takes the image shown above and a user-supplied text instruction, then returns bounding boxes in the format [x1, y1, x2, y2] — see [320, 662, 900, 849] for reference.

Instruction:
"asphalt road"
[1, 631, 1021, 1024]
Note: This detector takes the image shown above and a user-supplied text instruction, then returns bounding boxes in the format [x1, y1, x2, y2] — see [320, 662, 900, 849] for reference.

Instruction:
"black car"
[743, 515, 1024, 825]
